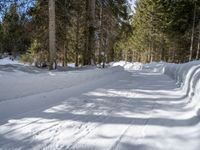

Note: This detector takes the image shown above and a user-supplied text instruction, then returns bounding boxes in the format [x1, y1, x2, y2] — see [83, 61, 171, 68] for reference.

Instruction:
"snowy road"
[0, 64, 200, 150]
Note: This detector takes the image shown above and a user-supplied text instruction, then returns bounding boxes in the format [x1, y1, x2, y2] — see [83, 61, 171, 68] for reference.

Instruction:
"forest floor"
[0, 59, 200, 150]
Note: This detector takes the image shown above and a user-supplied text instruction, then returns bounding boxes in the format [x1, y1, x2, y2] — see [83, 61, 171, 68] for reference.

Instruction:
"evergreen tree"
[0, 0, 131, 66]
[2, 3, 19, 57]
[117, 0, 200, 63]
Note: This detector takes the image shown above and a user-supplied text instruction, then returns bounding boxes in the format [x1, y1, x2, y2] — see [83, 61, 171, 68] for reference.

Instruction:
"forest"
[0, 0, 200, 69]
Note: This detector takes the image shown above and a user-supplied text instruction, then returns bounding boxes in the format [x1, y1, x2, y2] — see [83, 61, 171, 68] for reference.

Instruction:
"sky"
[0, 0, 136, 22]
[129, 0, 136, 11]
[0, 0, 34, 22]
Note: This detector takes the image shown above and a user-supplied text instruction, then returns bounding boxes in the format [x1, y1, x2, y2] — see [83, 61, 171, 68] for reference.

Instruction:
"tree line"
[116, 0, 200, 63]
[1, 0, 199, 69]
[0, 0, 130, 69]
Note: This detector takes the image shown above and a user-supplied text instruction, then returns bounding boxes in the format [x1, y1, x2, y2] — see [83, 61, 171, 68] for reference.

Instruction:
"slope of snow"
[0, 57, 23, 65]
[0, 66, 124, 102]
[111, 61, 143, 71]
[163, 61, 200, 116]
[143, 61, 165, 73]
[0, 61, 200, 150]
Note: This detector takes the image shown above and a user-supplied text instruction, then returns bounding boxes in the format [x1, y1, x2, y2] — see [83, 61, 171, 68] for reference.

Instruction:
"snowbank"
[163, 61, 200, 115]
[111, 61, 143, 71]
[0, 57, 23, 65]
[143, 61, 165, 73]
[111, 61, 165, 73]
[0, 66, 126, 102]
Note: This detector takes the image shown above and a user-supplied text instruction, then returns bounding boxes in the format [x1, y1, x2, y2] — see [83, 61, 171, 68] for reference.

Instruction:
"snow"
[111, 61, 143, 71]
[0, 60, 200, 150]
[0, 57, 23, 65]
[163, 61, 200, 115]
[67, 63, 76, 68]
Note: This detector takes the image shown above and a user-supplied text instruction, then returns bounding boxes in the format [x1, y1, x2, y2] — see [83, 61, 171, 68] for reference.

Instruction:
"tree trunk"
[150, 41, 154, 62]
[172, 48, 175, 62]
[196, 25, 200, 60]
[161, 35, 165, 61]
[75, 9, 80, 67]
[83, 0, 89, 66]
[148, 42, 151, 62]
[98, 1, 103, 65]
[88, 0, 96, 65]
[63, 43, 66, 67]
[189, 2, 196, 61]
[49, 0, 56, 70]
[132, 50, 135, 62]
[63, 0, 67, 67]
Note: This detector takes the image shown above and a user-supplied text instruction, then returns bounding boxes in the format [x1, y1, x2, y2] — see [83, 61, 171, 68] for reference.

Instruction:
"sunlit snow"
[0, 60, 200, 150]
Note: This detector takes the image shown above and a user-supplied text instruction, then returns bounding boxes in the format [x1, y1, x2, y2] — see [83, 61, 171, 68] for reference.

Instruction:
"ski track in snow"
[0, 62, 200, 150]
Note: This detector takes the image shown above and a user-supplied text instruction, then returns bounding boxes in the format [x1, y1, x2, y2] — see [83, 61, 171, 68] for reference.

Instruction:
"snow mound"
[111, 61, 143, 71]
[0, 57, 22, 65]
[0, 66, 126, 102]
[143, 61, 165, 73]
[163, 61, 200, 116]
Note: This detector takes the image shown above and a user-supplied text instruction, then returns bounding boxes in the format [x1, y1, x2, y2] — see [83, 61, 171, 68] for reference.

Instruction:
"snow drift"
[111, 61, 143, 71]
[163, 61, 200, 115]
[0, 57, 23, 65]
[116, 60, 200, 116]
[0, 66, 126, 102]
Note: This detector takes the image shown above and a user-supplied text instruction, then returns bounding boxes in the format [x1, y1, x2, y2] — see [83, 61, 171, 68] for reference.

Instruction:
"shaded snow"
[163, 61, 200, 116]
[0, 61, 200, 150]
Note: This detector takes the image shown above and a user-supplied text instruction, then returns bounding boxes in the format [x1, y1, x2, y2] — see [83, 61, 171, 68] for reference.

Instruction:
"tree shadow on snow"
[0, 69, 200, 149]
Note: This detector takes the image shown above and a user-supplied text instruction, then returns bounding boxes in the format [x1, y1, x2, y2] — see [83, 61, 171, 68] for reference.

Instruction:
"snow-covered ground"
[0, 60, 200, 150]
[0, 57, 23, 65]
[111, 61, 143, 71]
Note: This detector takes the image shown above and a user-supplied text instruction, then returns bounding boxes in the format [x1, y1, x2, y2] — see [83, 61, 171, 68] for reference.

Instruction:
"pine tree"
[2, 3, 19, 57]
